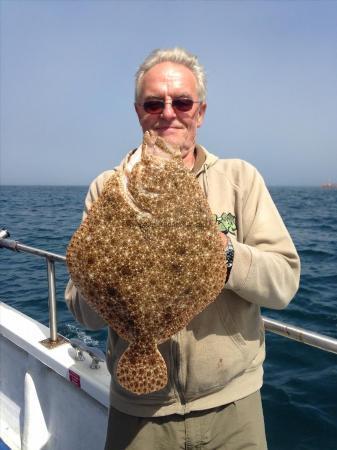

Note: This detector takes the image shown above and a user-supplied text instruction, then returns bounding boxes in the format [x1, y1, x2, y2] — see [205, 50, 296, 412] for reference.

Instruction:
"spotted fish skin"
[66, 131, 227, 395]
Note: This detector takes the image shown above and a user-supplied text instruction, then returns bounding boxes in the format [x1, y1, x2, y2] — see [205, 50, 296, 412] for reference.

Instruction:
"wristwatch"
[224, 236, 234, 283]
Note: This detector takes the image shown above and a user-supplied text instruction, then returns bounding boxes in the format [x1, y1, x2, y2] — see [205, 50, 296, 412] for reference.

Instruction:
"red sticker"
[68, 369, 81, 388]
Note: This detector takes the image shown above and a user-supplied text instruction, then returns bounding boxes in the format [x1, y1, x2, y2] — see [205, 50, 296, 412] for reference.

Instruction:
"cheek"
[178, 116, 195, 131]
[184, 110, 202, 132]
[139, 115, 157, 132]
[184, 118, 199, 135]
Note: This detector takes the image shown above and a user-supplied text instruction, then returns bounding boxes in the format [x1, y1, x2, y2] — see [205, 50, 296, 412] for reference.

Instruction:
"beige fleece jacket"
[65, 145, 300, 417]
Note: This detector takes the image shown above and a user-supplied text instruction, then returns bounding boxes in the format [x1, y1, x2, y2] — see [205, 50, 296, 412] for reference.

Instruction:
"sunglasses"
[140, 98, 201, 114]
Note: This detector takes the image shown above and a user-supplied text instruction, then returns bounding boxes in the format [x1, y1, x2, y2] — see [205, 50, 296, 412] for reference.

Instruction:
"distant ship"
[321, 182, 337, 189]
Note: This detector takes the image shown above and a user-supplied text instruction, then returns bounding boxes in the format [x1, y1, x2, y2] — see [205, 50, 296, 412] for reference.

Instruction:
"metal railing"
[0, 229, 66, 345]
[1, 229, 337, 355]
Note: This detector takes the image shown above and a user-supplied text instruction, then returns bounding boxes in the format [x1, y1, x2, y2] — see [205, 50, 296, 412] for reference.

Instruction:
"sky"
[0, 0, 336, 186]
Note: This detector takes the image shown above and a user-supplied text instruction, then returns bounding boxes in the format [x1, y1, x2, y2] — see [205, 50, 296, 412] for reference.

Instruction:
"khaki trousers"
[104, 391, 268, 450]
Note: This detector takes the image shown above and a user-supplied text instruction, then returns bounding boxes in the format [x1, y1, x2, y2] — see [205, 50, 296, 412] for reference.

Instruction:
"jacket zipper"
[171, 332, 186, 408]
[170, 163, 208, 410]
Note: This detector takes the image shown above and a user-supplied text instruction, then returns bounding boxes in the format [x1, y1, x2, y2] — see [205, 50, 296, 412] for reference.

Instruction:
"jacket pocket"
[214, 296, 247, 350]
[182, 302, 251, 399]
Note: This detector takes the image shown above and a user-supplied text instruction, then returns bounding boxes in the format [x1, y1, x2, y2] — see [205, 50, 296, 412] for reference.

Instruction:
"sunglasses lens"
[143, 100, 164, 114]
[142, 98, 197, 114]
[172, 98, 194, 111]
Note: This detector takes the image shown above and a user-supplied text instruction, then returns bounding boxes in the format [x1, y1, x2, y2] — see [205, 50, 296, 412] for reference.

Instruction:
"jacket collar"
[119, 143, 219, 174]
[193, 144, 219, 176]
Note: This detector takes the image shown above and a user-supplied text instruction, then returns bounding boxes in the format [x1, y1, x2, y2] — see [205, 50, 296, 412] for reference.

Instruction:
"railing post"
[46, 257, 58, 342]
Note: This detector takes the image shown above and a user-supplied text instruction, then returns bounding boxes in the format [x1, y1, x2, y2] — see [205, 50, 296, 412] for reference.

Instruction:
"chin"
[151, 128, 192, 154]
[156, 132, 182, 147]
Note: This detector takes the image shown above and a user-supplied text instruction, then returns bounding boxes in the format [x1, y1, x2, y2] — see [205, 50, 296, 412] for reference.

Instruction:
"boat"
[321, 182, 337, 189]
[1, 229, 337, 450]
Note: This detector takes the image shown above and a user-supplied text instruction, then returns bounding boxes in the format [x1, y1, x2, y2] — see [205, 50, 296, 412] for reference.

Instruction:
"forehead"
[139, 62, 198, 98]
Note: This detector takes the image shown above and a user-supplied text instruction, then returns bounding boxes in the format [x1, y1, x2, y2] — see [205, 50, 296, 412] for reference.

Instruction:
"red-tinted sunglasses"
[140, 98, 201, 114]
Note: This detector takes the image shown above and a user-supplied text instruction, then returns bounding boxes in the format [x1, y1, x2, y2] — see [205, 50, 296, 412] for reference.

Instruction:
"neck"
[182, 148, 196, 170]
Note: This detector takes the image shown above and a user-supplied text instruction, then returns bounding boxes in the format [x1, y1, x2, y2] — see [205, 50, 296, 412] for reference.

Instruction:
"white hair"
[135, 47, 207, 102]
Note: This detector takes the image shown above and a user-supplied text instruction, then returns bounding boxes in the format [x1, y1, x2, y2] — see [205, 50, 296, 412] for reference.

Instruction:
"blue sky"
[1, 0, 336, 186]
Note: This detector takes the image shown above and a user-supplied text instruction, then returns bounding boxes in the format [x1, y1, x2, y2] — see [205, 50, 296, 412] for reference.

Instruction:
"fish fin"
[116, 342, 168, 395]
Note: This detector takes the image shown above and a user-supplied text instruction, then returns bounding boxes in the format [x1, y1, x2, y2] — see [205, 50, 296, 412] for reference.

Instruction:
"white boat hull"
[0, 302, 109, 450]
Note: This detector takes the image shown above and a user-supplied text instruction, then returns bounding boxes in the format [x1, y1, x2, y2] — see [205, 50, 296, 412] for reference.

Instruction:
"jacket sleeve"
[64, 170, 115, 330]
[225, 165, 300, 310]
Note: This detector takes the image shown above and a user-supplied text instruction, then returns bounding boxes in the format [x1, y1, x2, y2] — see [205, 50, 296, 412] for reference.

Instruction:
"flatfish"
[66, 131, 227, 395]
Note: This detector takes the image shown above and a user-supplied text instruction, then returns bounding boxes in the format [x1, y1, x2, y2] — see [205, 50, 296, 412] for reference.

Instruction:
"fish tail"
[116, 342, 167, 395]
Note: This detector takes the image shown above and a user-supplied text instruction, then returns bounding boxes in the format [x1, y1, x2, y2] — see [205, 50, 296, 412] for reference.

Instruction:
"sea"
[0, 185, 336, 450]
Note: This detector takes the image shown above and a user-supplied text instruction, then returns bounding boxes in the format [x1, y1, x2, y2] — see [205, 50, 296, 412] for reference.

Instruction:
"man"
[65, 48, 300, 449]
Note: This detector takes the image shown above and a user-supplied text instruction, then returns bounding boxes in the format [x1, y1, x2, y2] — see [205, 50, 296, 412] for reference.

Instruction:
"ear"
[197, 103, 207, 128]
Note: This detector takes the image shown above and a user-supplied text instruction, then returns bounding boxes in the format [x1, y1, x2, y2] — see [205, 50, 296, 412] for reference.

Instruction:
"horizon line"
[1, 183, 329, 188]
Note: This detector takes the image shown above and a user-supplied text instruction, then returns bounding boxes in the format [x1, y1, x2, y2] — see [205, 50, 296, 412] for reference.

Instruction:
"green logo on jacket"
[214, 212, 237, 235]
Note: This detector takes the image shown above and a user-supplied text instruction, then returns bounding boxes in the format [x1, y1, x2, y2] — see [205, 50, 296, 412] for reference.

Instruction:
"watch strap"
[224, 236, 234, 283]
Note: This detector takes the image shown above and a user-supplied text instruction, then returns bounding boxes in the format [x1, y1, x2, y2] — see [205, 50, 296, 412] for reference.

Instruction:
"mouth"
[155, 126, 183, 133]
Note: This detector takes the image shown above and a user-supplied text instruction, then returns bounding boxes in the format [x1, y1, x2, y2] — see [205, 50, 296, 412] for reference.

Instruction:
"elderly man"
[66, 47, 300, 449]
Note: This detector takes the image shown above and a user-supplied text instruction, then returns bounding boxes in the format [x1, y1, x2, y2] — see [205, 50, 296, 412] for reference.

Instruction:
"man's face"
[135, 62, 206, 165]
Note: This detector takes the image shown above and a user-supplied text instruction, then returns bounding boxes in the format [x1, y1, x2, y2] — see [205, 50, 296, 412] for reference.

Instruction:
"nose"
[161, 102, 177, 120]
